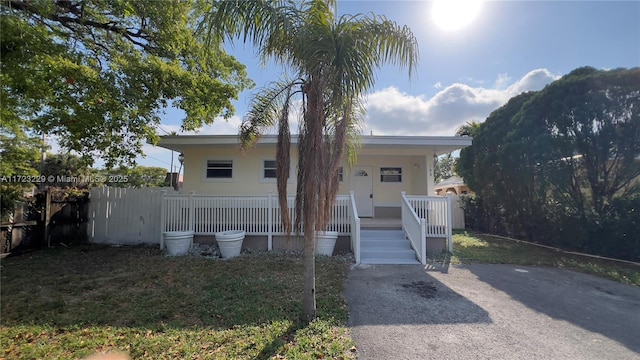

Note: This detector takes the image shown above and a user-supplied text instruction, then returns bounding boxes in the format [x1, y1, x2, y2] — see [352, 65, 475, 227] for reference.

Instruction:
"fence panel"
[49, 198, 89, 242]
[90, 187, 175, 245]
[449, 195, 466, 229]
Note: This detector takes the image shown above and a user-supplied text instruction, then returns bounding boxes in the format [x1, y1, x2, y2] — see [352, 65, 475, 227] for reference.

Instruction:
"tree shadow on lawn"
[344, 264, 491, 326]
[466, 263, 640, 354]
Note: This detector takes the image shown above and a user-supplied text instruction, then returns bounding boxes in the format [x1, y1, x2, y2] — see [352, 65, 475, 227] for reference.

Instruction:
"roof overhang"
[156, 134, 472, 156]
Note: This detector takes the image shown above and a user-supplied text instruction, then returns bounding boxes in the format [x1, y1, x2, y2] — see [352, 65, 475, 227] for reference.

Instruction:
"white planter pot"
[216, 230, 246, 259]
[164, 231, 194, 256]
[315, 231, 338, 256]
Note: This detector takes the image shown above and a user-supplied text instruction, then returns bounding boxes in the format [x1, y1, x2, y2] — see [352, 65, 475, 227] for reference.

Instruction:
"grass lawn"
[451, 231, 640, 286]
[0, 246, 355, 360]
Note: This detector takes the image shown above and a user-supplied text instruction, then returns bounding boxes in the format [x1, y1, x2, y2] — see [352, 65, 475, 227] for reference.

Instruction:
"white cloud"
[157, 115, 244, 136]
[363, 68, 560, 136]
[44, 69, 561, 168]
[434, 81, 443, 89]
[495, 73, 512, 89]
[506, 68, 559, 95]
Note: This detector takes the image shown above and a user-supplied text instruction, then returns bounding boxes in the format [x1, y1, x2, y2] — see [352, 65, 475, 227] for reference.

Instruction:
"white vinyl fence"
[89, 187, 176, 245]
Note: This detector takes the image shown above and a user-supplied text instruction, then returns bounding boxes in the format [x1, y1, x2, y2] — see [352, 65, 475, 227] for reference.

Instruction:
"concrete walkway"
[344, 264, 640, 360]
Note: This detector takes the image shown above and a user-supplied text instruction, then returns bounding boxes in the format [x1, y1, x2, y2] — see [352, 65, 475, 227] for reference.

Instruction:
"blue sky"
[138, 0, 640, 171]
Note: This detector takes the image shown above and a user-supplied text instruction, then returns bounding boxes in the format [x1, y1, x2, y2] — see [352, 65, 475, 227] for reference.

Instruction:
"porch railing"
[405, 193, 454, 252]
[401, 191, 427, 265]
[349, 191, 361, 265]
[161, 192, 351, 249]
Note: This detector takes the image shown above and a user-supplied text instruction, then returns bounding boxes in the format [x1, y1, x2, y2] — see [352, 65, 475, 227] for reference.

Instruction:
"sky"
[133, 0, 640, 172]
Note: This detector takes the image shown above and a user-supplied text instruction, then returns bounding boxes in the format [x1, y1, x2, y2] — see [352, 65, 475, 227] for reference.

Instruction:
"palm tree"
[455, 120, 481, 137]
[202, 0, 418, 320]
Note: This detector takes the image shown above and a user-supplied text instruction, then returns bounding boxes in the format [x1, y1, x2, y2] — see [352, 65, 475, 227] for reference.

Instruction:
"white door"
[352, 166, 374, 217]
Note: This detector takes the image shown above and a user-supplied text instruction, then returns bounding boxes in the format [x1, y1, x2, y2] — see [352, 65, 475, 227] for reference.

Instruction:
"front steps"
[360, 230, 420, 265]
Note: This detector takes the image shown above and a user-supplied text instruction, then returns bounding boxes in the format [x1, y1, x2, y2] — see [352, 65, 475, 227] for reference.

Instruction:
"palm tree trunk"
[302, 235, 316, 321]
[301, 77, 324, 321]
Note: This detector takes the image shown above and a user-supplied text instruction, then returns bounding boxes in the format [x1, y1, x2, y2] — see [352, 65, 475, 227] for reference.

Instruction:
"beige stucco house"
[154, 134, 472, 264]
[158, 134, 472, 218]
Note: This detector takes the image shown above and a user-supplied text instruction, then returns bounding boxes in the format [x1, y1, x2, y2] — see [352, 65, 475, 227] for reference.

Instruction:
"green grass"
[450, 231, 640, 286]
[0, 245, 355, 359]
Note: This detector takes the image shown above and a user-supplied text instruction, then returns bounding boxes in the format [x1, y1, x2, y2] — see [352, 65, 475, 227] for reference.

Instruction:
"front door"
[352, 166, 374, 217]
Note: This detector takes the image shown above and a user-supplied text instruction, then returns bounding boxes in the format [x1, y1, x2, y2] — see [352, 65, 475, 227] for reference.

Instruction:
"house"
[156, 134, 472, 264]
[434, 176, 472, 196]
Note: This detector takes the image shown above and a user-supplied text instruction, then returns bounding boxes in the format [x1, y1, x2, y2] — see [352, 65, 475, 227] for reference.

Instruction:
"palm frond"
[331, 13, 419, 97]
[239, 77, 302, 150]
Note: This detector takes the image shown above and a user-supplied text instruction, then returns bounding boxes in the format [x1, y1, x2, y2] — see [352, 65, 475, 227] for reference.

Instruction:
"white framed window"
[263, 160, 277, 179]
[205, 160, 233, 179]
[338, 166, 344, 182]
[380, 167, 402, 183]
[261, 159, 295, 183]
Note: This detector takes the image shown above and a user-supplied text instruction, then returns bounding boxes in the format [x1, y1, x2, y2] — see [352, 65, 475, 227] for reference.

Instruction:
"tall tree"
[457, 92, 550, 240]
[204, 0, 418, 320]
[457, 67, 640, 257]
[1, 0, 253, 167]
[41, 153, 93, 187]
[523, 67, 640, 220]
[0, 130, 43, 214]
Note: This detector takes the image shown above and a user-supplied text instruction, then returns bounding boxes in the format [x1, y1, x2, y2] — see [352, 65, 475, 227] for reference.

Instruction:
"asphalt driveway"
[344, 263, 640, 360]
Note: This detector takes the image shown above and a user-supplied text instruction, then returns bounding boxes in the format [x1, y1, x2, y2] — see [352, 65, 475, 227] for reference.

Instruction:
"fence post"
[267, 191, 273, 251]
[160, 190, 167, 249]
[189, 191, 195, 232]
[44, 189, 52, 247]
[446, 193, 453, 253]
[420, 219, 427, 265]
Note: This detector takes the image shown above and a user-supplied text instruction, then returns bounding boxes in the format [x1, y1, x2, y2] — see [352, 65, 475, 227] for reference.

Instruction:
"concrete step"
[361, 248, 417, 260]
[359, 229, 420, 265]
[361, 258, 421, 265]
[360, 230, 405, 240]
[360, 240, 412, 250]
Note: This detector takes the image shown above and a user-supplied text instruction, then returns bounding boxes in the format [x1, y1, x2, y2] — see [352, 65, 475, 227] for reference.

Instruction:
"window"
[206, 160, 233, 178]
[337, 166, 344, 182]
[380, 167, 402, 182]
[263, 160, 277, 179]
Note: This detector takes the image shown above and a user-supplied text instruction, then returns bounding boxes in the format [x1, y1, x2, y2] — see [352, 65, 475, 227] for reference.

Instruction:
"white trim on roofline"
[157, 134, 473, 151]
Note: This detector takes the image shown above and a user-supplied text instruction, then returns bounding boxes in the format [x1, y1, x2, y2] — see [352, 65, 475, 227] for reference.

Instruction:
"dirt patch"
[399, 280, 438, 298]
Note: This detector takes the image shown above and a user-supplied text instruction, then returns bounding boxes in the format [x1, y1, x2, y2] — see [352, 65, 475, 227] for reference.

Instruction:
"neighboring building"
[157, 135, 472, 218]
[434, 176, 472, 196]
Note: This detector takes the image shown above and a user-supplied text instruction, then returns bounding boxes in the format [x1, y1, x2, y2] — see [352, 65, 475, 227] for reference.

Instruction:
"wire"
[156, 124, 171, 135]
[141, 154, 172, 167]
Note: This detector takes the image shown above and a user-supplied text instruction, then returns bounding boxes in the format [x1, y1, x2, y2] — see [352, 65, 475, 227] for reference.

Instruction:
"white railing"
[349, 191, 361, 264]
[401, 191, 427, 265]
[161, 192, 351, 249]
[163, 194, 192, 232]
[405, 194, 454, 252]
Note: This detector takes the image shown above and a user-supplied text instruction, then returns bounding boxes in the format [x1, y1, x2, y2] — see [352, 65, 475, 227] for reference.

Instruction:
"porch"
[160, 191, 456, 265]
